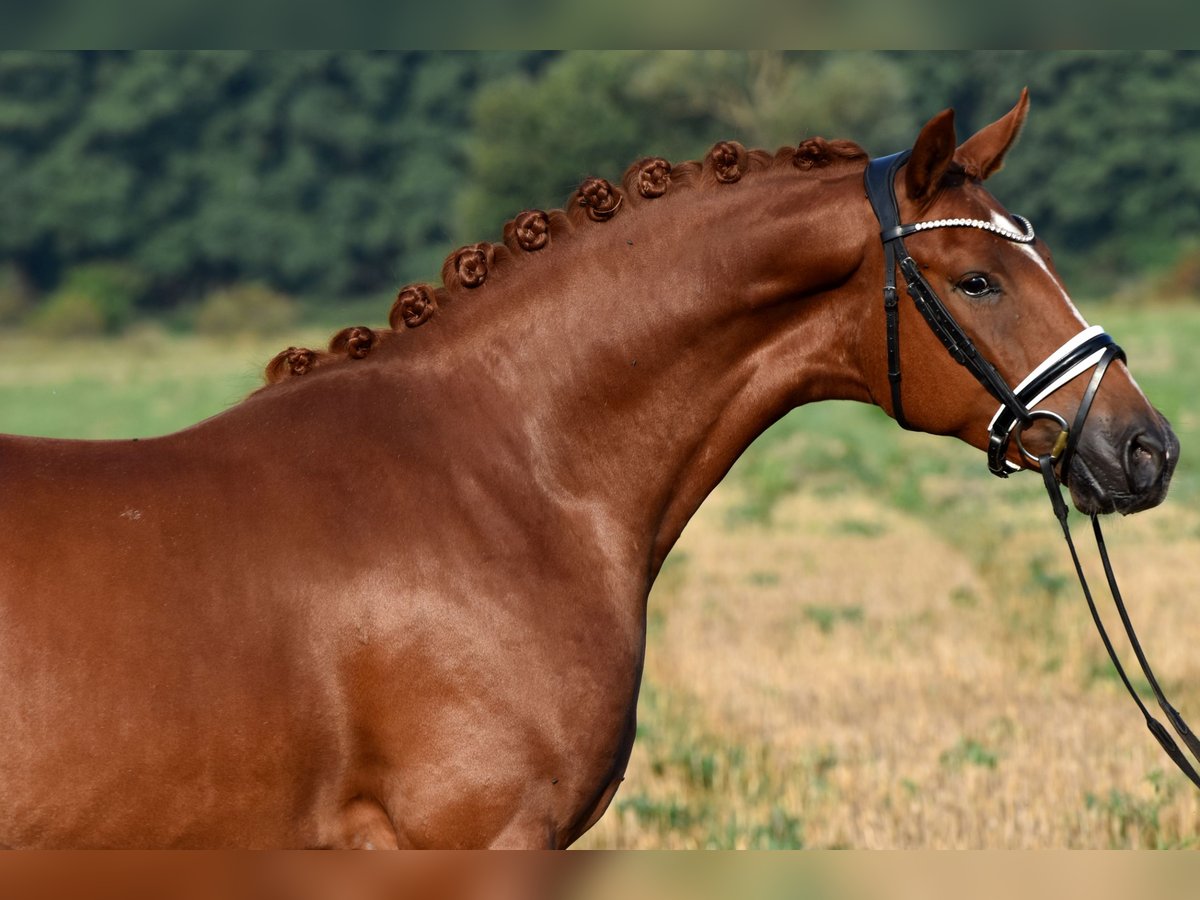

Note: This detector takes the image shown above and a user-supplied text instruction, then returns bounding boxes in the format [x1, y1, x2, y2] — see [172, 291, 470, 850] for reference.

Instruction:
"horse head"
[862, 89, 1178, 516]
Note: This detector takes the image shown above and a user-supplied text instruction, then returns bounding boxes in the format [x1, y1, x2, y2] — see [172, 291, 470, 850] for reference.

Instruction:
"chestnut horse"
[0, 92, 1177, 848]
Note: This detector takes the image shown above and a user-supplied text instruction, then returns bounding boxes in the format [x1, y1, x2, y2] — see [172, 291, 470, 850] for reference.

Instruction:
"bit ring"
[1015, 409, 1070, 465]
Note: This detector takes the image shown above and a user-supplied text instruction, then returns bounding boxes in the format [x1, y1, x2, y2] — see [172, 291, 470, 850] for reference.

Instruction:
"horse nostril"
[1127, 432, 1165, 492]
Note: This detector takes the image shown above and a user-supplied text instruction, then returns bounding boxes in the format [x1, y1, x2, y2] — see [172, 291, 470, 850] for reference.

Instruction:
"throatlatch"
[864, 150, 1200, 790]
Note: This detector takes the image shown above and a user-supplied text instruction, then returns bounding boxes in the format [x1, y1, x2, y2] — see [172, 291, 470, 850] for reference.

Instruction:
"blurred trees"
[903, 51, 1200, 287]
[0, 51, 546, 309]
[2, 51, 1200, 320]
[458, 51, 914, 238]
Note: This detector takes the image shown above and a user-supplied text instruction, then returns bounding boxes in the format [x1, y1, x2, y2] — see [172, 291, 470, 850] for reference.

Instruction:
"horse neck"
[395, 163, 878, 579]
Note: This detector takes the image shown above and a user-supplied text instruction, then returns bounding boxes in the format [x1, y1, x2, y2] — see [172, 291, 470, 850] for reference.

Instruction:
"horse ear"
[906, 108, 957, 205]
[954, 87, 1030, 181]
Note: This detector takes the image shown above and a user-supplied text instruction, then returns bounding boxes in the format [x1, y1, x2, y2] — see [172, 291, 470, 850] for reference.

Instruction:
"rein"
[864, 151, 1200, 790]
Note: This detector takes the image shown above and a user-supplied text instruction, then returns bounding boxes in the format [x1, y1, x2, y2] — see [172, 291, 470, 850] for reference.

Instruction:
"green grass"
[0, 330, 328, 439]
[802, 604, 864, 635]
[617, 681, 808, 849]
[1085, 771, 1194, 849]
[940, 738, 1000, 770]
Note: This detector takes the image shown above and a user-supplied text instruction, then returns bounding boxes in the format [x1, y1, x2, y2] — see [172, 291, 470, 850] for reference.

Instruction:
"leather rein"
[865, 150, 1200, 789]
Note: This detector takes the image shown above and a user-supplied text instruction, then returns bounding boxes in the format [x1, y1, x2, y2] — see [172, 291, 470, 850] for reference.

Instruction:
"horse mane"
[261, 137, 869, 386]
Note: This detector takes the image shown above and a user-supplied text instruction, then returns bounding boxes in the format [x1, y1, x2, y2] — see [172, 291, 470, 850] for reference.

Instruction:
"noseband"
[865, 150, 1200, 791]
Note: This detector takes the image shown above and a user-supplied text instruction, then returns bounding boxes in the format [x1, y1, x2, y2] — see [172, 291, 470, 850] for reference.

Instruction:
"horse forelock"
[259, 137, 869, 388]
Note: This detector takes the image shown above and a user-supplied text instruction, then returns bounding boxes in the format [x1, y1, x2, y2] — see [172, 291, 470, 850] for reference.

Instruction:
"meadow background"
[3, 51, 1200, 848]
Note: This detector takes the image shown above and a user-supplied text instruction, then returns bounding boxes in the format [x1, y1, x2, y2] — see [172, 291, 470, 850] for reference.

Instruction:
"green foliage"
[1156, 243, 1200, 300]
[900, 51, 1200, 289]
[0, 263, 35, 324]
[748, 570, 781, 587]
[1085, 771, 1190, 849]
[192, 282, 296, 336]
[724, 448, 799, 526]
[802, 604, 865, 634]
[940, 738, 999, 770]
[459, 51, 915, 239]
[29, 261, 147, 335]
[28, 289, 106, 337]
[834, 517, 888, 537]
[0, 51, 547, 306]
[1025, 553, 1070, 601]
[621, 681, 808, 848]
[1085, 660, 1155, 701]
[949, 585, 981, 608]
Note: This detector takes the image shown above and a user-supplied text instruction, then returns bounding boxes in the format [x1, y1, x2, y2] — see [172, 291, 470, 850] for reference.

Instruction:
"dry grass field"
[1, 301, 1198, 849]
[578, 480, 1200, 848]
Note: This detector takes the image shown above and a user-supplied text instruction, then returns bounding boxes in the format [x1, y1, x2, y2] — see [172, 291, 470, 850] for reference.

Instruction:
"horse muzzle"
[1066, 413, 1179, 515]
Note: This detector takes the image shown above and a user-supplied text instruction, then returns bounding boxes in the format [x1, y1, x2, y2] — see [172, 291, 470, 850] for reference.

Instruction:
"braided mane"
[262, 137, 868, 385]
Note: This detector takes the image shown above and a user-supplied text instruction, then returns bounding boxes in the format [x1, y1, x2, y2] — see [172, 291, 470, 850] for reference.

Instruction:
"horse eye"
[958, 274, 995, 298]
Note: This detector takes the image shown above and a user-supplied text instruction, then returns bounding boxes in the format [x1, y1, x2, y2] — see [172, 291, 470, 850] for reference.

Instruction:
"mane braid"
[259, 135, 868, 387]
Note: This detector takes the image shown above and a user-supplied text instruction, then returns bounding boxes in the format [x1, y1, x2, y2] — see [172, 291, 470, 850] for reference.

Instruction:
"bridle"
[865, 150, 1200, 790]
[865, 151, 1123, 476]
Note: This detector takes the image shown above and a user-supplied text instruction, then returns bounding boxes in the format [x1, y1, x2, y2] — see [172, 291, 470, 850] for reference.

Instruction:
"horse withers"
[0, 91, 1176, 847]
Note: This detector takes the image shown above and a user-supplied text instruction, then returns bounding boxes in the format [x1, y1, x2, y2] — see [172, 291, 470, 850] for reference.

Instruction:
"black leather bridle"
[865, 151, 1124, 476]
[865, 150, 1200, 790]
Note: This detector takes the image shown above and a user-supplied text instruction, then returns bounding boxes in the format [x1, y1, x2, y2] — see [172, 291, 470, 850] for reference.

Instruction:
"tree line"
[2, 51, 1198, 329]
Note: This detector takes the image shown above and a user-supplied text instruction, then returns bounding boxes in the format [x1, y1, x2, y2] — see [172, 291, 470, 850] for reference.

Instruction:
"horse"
[0, 90, 1178, 848]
